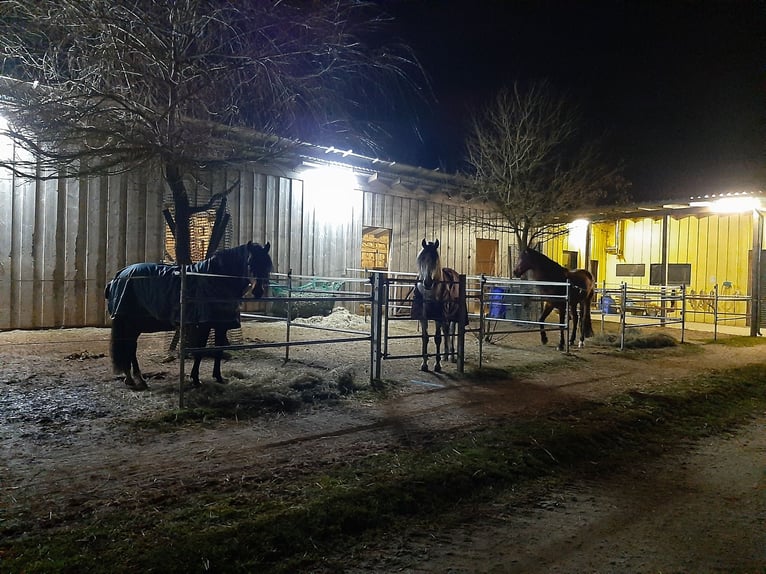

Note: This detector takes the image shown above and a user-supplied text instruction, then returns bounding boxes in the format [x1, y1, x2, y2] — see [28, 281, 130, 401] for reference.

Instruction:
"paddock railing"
[176, 268, 754, 407]
[470, 275, 572, 367]
[177, 269, 580, 406]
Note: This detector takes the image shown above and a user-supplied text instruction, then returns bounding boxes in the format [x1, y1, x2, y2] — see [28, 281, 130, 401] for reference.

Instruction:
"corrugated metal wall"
[1, 167, 165, 329]
[1, 161, 507, 329]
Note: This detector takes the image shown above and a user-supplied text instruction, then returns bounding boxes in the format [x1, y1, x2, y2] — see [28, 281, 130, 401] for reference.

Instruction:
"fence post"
[179, 265, 187, 409]
[713, 283, 719, 341]
[564, 280, 571, 353]
[457, 274, 466, 373]
[370, 273, 384, 382]
[478, 274, 486, 369]
[620, 282, 627, 350]
[680, 284, 686, 343]
[285, 270, 292, 362]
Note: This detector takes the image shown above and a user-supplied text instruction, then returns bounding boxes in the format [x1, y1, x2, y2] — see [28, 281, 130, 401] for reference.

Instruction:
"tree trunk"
[165, 163, 193, 265]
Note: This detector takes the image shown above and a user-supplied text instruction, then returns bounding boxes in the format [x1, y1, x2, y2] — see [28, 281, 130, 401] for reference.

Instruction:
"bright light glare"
[567, 218, 589, 252]
[302, 165, 359, 226]
[710, 196, 761, 213]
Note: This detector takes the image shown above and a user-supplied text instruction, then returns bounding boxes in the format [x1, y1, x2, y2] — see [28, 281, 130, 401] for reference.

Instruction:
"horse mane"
[522, 248, 567, 282]
[417, 245, 443, 282]
[190, 244, 248, 276]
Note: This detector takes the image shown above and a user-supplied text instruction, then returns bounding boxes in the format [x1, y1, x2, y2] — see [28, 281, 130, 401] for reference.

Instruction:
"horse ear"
[434, 239, 439, 249]
[264, 242, 271, 253]
[422, 238, 427, 248]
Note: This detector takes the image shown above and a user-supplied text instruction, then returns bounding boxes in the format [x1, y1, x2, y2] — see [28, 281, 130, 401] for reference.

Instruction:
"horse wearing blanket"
[105, 242, 272, 389]
[411, 239, 468, 372]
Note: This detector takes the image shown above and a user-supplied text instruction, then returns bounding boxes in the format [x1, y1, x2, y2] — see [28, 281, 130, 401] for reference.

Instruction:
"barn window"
[650, 263, 692, 286]
[615, 263, 645, 277]
[361, 227, 391, 270]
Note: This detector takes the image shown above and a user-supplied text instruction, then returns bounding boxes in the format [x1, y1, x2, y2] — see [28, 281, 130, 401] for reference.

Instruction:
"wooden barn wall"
[0, 166, 165, 330]
[5, 147, 759, 331]
[2, 158, 504, 329]
[360, 189, 512, 279]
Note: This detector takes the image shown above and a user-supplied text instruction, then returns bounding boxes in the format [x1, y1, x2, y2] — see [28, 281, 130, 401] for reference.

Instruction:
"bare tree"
[463, 81, 629, 252]
[0, 0, 424, 263]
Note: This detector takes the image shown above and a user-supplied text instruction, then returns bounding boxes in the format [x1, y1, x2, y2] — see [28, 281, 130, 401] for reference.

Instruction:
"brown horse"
[512, 247, 594, 350]
[412, 239, 467, 372]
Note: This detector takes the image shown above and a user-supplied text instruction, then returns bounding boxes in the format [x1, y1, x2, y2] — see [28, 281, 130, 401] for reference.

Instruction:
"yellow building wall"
[586, 213, 753, 326]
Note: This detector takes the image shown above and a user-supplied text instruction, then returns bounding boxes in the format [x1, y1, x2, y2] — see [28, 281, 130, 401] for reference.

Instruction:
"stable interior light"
[301, 164, 360, 226]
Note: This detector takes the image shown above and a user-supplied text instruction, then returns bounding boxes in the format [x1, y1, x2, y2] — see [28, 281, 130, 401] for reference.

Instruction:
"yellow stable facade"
[541, 200, 765, 334]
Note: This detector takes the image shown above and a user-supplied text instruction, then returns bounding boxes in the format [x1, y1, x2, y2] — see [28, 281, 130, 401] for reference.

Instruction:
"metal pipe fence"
[593, 282, 686, 349]
[471, 275, 571, 367]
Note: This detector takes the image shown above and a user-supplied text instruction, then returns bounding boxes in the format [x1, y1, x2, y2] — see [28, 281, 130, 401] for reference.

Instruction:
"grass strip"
[3, 364, 765, 573]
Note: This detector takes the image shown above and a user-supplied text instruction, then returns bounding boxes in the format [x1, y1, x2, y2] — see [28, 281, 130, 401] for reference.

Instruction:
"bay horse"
[412, 239, 468, 372]
[105, 242, 272, 389]
[512, 247, 594, 351]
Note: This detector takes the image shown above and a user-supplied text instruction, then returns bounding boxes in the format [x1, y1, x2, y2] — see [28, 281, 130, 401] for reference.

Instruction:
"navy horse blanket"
[106, 259, 249, 329]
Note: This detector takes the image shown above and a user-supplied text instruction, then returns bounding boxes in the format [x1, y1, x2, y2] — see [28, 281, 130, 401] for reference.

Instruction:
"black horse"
[412, 239, 467, 372]
[105, 242, 272, 389]
[512, 247, 594, 351]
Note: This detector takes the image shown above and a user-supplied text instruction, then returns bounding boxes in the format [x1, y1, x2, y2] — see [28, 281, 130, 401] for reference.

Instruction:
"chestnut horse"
[512, 247, 594, 350]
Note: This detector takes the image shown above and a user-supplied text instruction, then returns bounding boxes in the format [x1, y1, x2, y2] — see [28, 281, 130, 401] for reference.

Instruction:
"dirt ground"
[1, 309, 765, 573]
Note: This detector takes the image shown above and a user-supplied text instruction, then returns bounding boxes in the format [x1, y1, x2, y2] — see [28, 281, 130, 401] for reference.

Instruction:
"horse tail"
[110, 317, 134, 374]
[582, 286, 595, 338]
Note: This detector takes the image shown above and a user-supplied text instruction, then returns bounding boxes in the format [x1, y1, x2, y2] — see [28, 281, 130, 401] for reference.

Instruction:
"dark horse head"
[416, 238, 442, 292]
[245, 241, 273, 298]
[202, 240, 272, 298]
[512, 247, 563, 281]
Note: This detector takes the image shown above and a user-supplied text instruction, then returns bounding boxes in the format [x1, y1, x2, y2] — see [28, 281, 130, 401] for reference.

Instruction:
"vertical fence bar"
[371, 273, 384, 381]
[620, 282, 627, 350]
[478, 275, 486, 369]
[457, 274, 466, 373]
[713, 283, 719, 341]
[179, 266, 187, 409]
[284, 270, 293, 361]
[680, 284, 686, 343]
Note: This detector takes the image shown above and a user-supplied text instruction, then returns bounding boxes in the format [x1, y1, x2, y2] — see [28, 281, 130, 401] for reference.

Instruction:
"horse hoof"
[126, 379, 148, 391]
[434, 364, 442, 373]
[420, 364, 429, 372]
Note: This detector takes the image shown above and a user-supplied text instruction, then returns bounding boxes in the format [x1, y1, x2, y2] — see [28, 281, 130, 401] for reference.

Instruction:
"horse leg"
[538, 302, 555, 346]
[569, 305, 580, 348]
[189, 326, 210, 386]
[129, 347, 148, 390]
[211, 326, 229, 383]
[111, 320, 147, 390]
[419, 319, 430, 372]
[444, 321, 457, 363]
[433, 321, 443, 372]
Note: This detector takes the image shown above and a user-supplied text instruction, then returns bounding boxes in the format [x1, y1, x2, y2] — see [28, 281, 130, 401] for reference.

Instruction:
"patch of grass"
[713, 335, 766, 348]
[6, 363, 766, 573]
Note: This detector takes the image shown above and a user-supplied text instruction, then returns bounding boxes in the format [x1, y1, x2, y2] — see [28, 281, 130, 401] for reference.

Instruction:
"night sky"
[378, 0, 766, 201]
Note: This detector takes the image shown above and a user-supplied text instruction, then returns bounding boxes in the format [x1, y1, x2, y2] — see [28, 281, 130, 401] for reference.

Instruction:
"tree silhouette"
[0, 0, 424, 263]
[463, 81, 629, 252]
